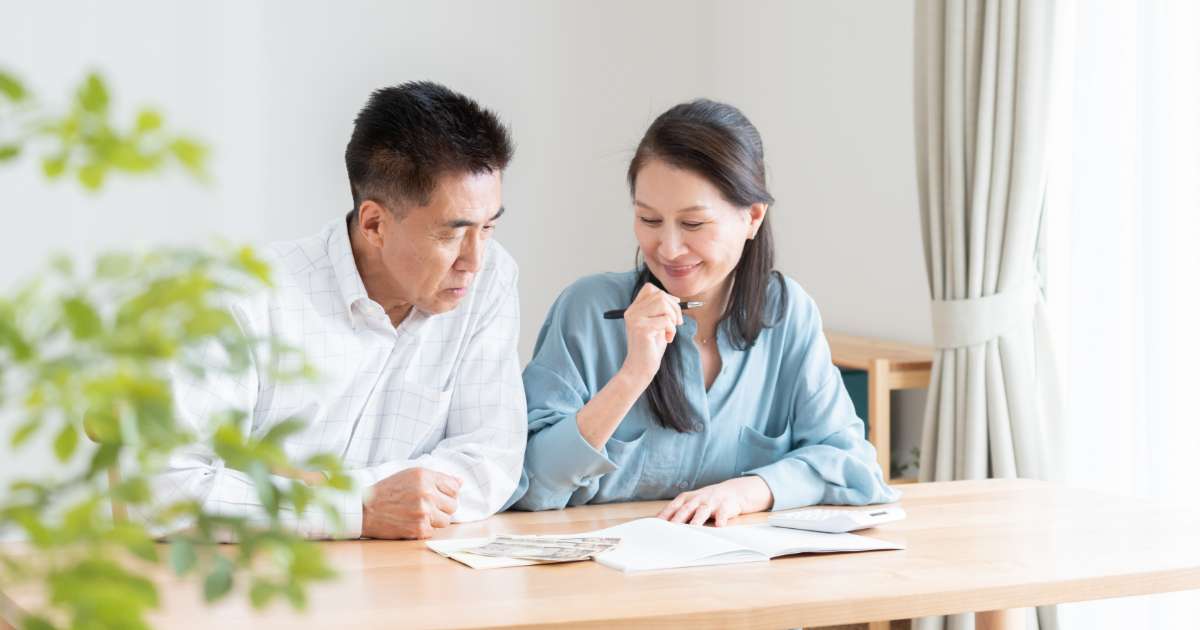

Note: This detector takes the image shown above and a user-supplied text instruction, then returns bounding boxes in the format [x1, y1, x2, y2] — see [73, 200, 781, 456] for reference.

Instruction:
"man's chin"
[422, 289, 468, 314]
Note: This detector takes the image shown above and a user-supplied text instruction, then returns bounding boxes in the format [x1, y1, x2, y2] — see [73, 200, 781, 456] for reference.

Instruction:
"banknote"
[466, 535, 622, 563]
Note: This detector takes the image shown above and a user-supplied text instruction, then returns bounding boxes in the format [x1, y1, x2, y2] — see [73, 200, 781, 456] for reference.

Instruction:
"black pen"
[603, 301, 704, 320]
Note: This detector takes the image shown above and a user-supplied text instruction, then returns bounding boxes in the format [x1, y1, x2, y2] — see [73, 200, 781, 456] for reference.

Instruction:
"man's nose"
[455, 230, 484, 272]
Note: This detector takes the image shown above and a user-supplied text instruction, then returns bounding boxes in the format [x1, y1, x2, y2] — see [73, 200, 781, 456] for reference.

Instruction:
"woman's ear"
[746, 202, 768, 240]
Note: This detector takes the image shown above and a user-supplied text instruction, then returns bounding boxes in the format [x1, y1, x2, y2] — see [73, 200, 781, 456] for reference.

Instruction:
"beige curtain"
[914, 1, 1061, 629]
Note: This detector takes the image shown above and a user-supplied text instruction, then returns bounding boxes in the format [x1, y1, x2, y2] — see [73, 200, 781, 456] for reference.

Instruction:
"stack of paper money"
[465, 535, 622, 563]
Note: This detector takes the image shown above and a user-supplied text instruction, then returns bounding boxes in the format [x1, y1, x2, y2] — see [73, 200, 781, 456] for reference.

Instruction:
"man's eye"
[483, 224, 497, 232]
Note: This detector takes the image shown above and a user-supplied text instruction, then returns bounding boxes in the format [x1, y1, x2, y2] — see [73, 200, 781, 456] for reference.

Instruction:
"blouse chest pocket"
[734, 424, 793, 474]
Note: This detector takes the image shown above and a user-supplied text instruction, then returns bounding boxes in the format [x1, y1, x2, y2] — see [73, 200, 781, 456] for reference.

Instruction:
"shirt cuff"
[747, 458, 827, 512]
[326, 481, 365, 539]
[526, 414, 618, 489]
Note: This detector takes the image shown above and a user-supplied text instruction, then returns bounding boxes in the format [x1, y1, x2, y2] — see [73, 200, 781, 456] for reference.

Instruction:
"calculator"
[767, 507, 906, 533]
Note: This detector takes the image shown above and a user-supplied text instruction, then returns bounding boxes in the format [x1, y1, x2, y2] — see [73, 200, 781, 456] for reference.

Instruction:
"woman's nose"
[658, 228, 687, 259]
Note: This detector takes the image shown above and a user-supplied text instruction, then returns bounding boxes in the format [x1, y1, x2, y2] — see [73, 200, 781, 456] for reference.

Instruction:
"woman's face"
[632, 158, 766, 303]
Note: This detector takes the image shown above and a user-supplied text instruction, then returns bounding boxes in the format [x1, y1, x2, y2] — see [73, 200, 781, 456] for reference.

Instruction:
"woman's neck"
[687, 275, 734, 341]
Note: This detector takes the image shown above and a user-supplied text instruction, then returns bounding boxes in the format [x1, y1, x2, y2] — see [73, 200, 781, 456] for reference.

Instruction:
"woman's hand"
[619, 283, 683, 386]
[657, 476, 775, 527]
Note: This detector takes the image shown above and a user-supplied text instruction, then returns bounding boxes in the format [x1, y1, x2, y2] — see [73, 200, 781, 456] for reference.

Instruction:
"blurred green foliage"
[0, 69, 352, 630]
[0, 69, 207, 190]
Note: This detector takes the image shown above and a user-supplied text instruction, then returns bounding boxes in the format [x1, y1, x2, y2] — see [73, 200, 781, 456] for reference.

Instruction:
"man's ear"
[747, 202, 768, 240]
[356, 200, 389, 248]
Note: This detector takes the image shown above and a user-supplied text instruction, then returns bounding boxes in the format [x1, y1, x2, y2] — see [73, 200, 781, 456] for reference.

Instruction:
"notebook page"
[587, 518, 767, 572]
[703, 523, 904, 557]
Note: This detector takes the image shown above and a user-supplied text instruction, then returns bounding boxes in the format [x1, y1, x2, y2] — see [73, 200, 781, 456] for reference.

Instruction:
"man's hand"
[361, 467, 462, 539]
[656, 476, 774, 527]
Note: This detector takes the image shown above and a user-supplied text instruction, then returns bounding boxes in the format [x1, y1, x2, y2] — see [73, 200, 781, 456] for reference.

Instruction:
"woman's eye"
[682, 222, 706, 229]
[639, 217, 662, 226]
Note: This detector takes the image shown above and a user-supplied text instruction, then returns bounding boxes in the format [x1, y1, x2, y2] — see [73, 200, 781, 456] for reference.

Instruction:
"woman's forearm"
[575, 368, 651, 449]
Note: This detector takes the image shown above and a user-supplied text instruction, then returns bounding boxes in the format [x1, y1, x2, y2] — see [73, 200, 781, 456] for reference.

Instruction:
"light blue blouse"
[507, 271, 899, 512]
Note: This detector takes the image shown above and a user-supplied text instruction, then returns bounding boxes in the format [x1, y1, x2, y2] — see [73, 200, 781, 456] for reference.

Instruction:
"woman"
[509, 99, 898, 525]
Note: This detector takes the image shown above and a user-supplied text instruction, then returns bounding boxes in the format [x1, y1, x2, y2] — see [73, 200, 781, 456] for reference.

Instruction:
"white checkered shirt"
[152, 218, 526, 538]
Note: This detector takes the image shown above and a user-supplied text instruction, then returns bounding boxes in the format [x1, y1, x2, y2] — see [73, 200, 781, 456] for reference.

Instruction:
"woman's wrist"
[732, 475, 775, 513]
[616, 361, 656, 391]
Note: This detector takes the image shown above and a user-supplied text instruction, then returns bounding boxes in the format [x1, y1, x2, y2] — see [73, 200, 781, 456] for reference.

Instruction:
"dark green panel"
[838, 367, 870, 435]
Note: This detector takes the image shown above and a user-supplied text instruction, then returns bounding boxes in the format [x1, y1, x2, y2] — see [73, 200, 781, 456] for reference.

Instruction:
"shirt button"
[676, 482, 688, 489]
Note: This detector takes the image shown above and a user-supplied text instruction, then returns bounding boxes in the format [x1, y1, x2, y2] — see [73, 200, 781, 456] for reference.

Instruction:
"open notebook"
[426, 517, 903, 572]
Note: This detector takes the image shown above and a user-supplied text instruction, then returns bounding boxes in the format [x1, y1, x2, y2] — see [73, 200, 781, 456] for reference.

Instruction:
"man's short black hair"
[345, 81, 513, 214]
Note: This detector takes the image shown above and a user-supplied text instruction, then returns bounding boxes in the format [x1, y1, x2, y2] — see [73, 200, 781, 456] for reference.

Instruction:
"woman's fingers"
[689, 503, 714, 526]
[671, 497, 705, 524]
[658, 493, 689, 520]
[712, 502, 736, 527]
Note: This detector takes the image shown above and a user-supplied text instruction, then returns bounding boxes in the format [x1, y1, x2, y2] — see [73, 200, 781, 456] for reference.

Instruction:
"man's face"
[374, 170, 504, 314]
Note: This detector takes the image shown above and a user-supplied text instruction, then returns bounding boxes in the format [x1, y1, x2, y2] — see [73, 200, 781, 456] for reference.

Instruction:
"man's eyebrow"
[444, 206, 506, 229]
[634, 200, 709, 213]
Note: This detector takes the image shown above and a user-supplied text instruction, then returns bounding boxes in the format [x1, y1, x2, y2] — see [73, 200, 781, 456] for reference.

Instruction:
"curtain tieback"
[930, 280, 1037, 349]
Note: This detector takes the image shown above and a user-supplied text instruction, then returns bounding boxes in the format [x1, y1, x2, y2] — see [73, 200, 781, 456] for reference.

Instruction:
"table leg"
[975, 608, 1027, 630]
[867, 359, 891, 481]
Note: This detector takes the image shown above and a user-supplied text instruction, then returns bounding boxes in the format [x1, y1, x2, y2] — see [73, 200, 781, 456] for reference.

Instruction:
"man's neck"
[347, 219, 414, 327]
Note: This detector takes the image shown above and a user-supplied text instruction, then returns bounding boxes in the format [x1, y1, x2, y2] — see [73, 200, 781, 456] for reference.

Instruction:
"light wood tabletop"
[3, 479, 1199, 629]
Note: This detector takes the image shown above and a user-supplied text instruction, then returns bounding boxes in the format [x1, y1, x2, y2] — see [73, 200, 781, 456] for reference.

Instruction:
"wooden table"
[5, 479, 1200, 630]
[826, 332, 934, 483]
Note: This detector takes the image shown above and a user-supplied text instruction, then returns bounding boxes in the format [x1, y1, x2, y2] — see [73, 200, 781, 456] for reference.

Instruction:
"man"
[157, 82, 524, 539]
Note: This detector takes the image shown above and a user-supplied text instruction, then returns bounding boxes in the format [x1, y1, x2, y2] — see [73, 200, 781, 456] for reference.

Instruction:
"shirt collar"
[327, 215, 371, 325]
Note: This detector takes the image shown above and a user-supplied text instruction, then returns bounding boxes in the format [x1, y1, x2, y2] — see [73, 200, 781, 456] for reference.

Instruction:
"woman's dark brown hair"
[628, 98, 787, 433]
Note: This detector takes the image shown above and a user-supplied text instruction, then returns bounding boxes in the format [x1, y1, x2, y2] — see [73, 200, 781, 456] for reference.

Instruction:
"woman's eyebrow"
[634, 200, 709, 212]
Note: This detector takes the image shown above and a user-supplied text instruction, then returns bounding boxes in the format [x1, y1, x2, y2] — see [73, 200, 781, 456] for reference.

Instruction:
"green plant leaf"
[0, 144, 19, 162]
[10, 416, 40, 447]
[95, 252, 134, 278]
[0, 70, 27, 102]
[169, 538, 197, 575]
[261, 418, 306, 446]
[77, 72, 109, 113]
[62, 296, 103, 340]
[203, 557, 233, 602]
[235, 246, 272, 284]
[78, 162, 107, 190]
[18, 614, 55, 630]
[135, 109, 163, 132]
[168, 137, 207, 175]
[85, 443, 120, 478]
[249, 579, 275, 608]
[109, 523, 159, 563]
[112, 476, 151, 504]
[42, 155, 67, 179]
[53, 423, 79, 462]
[248, 461, 278, 515]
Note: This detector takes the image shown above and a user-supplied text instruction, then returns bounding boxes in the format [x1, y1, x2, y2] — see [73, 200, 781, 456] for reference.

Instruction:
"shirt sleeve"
[509, 286, 622, 511]
[148, 301, 364, 540]
[390, 262, 527, 522]
[747, 288, 901, 511]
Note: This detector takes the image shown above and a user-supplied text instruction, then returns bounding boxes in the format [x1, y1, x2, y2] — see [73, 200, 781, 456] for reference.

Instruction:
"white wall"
[0, 0, 928, 485]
